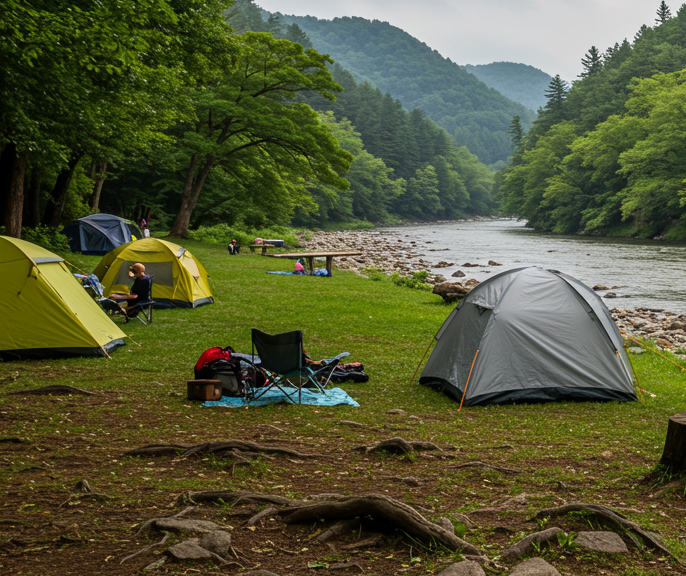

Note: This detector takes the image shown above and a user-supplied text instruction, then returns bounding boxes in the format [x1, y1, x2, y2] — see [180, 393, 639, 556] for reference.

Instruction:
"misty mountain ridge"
[462, 62, 552, 112]
[272, 13, 539, 165]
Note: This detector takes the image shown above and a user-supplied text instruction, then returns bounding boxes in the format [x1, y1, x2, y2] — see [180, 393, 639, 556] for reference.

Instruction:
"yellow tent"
[93, 238, 213, 308]
[0, 236, 126, 360]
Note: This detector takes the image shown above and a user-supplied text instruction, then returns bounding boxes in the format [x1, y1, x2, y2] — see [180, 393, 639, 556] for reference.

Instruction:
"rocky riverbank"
[297, 229, 686, 352]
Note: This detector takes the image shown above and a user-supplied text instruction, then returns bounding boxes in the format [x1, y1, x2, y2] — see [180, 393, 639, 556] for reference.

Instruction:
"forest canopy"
[497, 2, 686, 240]
[0, 0, 497, 237]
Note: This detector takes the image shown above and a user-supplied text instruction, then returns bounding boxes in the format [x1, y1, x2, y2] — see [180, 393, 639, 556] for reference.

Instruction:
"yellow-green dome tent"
[93, 238, 213, 308]
[0, 236, 126, 360]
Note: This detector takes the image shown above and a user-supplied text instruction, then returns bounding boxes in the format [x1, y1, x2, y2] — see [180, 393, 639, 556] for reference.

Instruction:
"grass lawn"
[1, 238, 685, 576]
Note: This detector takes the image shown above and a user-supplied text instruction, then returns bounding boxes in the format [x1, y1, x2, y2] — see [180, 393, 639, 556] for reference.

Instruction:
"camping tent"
[62, 213, 142, 255]
[93, 238, 214, 308]
[419, 266, 636, 406]
[0, 236, 126, 360]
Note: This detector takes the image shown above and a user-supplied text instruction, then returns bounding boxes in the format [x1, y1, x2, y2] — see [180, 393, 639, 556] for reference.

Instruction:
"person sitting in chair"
[227, 239, 240, 255]
[110, 263, 152, 322]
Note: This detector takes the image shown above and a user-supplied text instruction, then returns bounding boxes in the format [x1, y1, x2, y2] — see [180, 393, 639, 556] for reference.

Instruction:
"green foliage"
[187, 224, 302, 248]
[21, 225, 70, 252]
[498, 7, 686, 238]
[390, 271, 433, 291]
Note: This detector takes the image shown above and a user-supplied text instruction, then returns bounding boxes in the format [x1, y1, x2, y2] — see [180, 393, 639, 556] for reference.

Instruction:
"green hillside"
[462, 62, 552, 112]
[275, 14, 536, 166]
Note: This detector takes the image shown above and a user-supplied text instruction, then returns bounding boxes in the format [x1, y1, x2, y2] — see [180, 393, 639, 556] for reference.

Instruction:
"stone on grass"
[153, 518, 222, 534]
[575, 531, 629, 554]
[509, 557, 560, 576]
[436, 516, 455, 533]
[436, 560, 486, 576]
[198, 530, 232, 555]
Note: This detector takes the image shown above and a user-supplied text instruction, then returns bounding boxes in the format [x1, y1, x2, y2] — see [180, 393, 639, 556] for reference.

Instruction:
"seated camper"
[109, 263, 153, 321]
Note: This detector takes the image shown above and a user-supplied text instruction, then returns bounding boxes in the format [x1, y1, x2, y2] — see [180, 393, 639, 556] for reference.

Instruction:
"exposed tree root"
[277, 493, 480, 554]
[178, 490, 301, 508]
[501, 527, 564, 561]
[7, 385, 95, 396]
[244, 507, 279, 527]
[125, 440, 319, 461]
[356, 436, 442, 455]
[124, 444, 191, 457]
[120, 534, 169, 564]
[447, 461, 522, 474]
[58, 479, 112, 508]
[534, 503, 678, 560]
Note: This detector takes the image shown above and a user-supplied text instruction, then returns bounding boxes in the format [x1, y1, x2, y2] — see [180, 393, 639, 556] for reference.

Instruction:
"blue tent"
[62, 214, 142, 255]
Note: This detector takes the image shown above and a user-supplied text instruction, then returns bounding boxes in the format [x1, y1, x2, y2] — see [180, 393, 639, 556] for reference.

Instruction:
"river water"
[381, 219, 686, 314]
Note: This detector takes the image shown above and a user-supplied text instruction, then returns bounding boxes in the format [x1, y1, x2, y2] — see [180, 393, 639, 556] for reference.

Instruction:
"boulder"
[574, 531, 629, 554]
[451, 270, 466, 278]
[509, 557, 561, 576]
[432, 281, 474, 303]
[487, 260, 502, 266]
[593, 285, 609, 291]
[436, 560, 486, 576]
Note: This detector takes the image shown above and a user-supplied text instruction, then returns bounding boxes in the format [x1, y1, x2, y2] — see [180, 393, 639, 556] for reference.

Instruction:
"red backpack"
[194, 346, 234, 376]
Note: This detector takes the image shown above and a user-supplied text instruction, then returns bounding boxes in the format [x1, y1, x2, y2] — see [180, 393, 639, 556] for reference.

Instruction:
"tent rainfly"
[62, 213, 142, 255]
[93, 238, 213, 309]
[419, 266, 637, 406]
[0, 236, 126, 360]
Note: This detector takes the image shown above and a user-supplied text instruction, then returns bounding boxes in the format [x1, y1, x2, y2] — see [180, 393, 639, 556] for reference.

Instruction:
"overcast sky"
[254, 0, 661, 81]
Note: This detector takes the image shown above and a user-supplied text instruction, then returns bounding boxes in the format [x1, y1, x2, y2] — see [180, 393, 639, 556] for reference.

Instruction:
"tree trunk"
[27, 168, 42, 228]
[90, 161, 108, 210]
[0, 142, 27, 238]
[659, 412, 686, 473]
[43, 154, 82, 227]
[168, 154, 214, 238]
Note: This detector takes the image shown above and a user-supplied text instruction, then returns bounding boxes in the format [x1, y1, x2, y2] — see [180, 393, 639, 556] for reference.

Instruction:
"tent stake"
[409, 339, 436, 384]
[459, 349, 479, 411]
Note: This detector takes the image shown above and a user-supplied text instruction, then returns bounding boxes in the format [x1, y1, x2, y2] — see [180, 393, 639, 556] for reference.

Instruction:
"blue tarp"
[203, 386, 359, 408]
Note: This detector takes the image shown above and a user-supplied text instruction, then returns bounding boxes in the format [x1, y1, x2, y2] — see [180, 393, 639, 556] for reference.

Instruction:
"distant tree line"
[497, 3, 686, 240]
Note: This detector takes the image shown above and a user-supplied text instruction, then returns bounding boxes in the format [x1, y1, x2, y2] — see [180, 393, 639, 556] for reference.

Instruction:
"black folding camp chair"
[98, 275, 154, 325]
[249, 329, 349, 404]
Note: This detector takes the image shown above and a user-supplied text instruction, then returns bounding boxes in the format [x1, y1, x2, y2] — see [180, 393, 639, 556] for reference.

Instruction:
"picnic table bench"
[269, 251, 363, 276]
[249, 239, 286, 255]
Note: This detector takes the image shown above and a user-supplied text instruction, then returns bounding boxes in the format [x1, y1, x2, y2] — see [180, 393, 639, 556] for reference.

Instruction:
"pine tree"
[544, 75, 569, 113]
[508, 115, 524, 151]
[580, 46, 602, 77]
[656, 1, 672, 24]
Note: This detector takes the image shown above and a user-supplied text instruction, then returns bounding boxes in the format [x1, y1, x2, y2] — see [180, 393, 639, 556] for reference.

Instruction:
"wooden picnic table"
[269, 251, 362, 276]
[249, 244, 279, 255]
[249, 239, 286, 255]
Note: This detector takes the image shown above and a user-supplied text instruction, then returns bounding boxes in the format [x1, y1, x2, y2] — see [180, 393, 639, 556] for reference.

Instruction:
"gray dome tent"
[419, 267, 636, 406]
[62, 214, 142, 256]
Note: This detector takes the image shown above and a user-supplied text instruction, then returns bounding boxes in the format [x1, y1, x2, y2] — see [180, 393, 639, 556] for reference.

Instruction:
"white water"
[380, 220, 686, 314]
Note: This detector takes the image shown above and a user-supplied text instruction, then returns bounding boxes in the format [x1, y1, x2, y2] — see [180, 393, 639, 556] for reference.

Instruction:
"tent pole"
[459, 349, 479, 412]
[409, 338, 436, 384]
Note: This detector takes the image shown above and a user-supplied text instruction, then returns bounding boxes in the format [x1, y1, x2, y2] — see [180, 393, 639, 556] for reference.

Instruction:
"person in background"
[143, 224, 150, 238]
[227, 238, 240, 255]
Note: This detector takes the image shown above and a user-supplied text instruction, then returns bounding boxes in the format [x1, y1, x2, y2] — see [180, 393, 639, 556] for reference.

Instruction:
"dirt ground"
[1, 389, 685, 576]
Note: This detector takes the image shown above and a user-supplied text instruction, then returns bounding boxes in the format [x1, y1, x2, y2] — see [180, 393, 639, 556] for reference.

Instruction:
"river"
[381, 219, 686, 314]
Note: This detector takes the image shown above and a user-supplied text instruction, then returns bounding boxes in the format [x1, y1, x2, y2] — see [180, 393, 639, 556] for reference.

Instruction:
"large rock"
[436, 560, 486, 576]
[509, 557, 561, 576]
[432, 281, 476, 303]
[575, 531, 629, 554]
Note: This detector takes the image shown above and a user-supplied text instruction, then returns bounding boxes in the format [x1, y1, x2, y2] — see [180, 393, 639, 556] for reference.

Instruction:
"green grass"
[2, 238, 686, 572]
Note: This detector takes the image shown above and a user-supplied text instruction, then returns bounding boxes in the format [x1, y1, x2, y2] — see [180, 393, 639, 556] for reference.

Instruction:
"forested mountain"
[498, 3, 686, 240]
[228, 1, 495, 224]
[462, 62, 552, 112]
[272, 13, 537, 166]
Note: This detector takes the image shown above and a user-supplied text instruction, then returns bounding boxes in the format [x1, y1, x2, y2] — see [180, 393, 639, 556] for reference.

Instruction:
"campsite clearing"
[1, 239, 685, 576]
